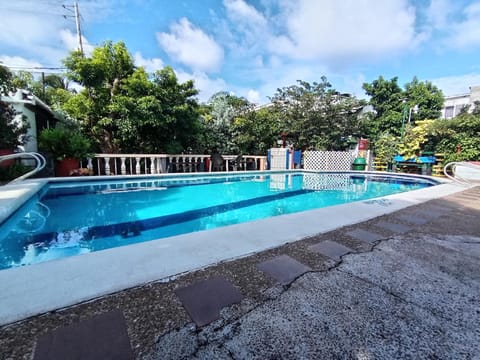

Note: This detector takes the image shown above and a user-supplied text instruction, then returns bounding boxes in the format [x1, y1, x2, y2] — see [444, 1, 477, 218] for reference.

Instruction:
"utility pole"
[73, 1, 84, 56]
[63, 1, 84, 56]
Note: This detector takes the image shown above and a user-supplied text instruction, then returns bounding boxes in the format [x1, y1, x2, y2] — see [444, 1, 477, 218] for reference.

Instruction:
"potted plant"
[39, 125, 92, 176]
[0, 101, 30, 166]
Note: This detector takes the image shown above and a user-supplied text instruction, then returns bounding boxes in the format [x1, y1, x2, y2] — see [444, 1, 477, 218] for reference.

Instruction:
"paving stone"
[308, 240, 354, 260]
[455, 195, 478, 201]
[396, 214, 430, 225]
[175, 276, 243, 327]
[33, 310, 133, 360]
[417, 207, 450, 219]
[374, 221, 412, 234]
[345, 229, 384, 243]
[256, 255, 312, 286]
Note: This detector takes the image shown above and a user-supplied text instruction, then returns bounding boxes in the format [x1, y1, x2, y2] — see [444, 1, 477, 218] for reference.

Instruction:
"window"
[444, 106, 454, 118]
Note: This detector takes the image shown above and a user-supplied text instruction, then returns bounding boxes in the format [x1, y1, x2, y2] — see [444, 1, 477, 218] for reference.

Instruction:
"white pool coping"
[0, 174, 472, 326]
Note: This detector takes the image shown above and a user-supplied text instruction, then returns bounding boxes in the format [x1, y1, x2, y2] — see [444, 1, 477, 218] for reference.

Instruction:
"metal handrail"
[0, 152, 46, 183]
[443, 161, 480, 185]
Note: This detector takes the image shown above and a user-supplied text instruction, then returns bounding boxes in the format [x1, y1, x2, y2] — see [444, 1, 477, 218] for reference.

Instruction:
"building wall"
[441, 86, 480, 119]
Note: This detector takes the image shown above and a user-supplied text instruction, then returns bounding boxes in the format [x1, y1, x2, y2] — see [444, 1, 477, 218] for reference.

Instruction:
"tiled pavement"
[1, 186, 479, 359]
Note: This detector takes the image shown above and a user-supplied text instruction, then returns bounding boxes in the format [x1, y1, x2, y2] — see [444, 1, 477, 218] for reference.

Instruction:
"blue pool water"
[0, 172, 437, 269]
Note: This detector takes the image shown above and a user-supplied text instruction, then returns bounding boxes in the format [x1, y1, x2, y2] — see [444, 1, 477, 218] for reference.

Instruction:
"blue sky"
[1, 0, 480, 103]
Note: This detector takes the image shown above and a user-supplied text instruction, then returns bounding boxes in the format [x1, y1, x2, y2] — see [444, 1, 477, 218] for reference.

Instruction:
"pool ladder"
[443, 161, 480, 185]
[0, 152, 46, 183]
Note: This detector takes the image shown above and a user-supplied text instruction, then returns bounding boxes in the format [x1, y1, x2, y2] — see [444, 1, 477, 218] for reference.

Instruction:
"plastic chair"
[210, 153, 225, 171]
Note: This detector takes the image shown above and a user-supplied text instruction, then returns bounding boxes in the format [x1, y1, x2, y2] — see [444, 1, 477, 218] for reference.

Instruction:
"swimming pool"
[0, 171, 437, 270]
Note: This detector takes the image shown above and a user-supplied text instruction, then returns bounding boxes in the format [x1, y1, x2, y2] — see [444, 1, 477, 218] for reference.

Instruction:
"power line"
[2, 65, 67, 70]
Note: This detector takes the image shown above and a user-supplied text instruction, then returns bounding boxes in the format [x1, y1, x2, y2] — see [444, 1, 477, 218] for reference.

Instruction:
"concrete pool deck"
[0, 180, 479, 358]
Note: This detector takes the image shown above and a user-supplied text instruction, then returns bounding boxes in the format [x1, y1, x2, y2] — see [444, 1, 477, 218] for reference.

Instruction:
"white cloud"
[0, 10, 55, 48]
[269, 0, 424, 61]
[446, 2, 480, 48]
[0, 55, 42, 69]
[223, 0, 267, 30]
[426, 0, 452, 29]
[59, 29, 94, 56]
[157, 18, 224, 72]
[246, 89, 261, 104]
[0, 1, 93, 66]
[133, 52, 164, 73]
[175, 70, 227, 102]
[430, 73, 480, 96]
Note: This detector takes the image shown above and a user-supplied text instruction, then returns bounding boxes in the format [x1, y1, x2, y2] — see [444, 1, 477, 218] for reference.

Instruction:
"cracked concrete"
[142, 189, 480, 360]
[1, 186, 479, 359]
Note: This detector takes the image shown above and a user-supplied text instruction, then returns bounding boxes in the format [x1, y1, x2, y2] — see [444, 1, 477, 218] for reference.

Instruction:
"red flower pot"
[55, 158, 79, 177]
[0, 149, 15, 167]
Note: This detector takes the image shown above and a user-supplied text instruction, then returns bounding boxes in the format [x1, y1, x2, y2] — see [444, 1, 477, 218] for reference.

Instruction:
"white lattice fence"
[303, 150, 372, 171]
[303, 151, 355, 171]
[303, 173, 354, 191]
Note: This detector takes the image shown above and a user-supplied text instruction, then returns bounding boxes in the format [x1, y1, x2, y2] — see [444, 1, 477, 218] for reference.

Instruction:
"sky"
[1, 0, 480, 104]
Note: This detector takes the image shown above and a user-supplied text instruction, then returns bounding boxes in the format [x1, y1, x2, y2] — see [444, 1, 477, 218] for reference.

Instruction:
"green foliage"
[0, 163, 33, 183]
[373, 132, 398, 163]
[430, 113, 480, 163]
[404, 77, 443, 120]
[61, 42, 201, 154]
[271, 77, 366, 150]
[201, 91, 252, 154]
[397, 120, 435, 159]
[232, 107, 282, 155]
[0, 102, 30, 149]
[0, 65, 14, 94]
[11, 71, 34, 90]
[39, 124, 92, 160]
[0, 66, 30, 149]
[362, 76, 444, 143]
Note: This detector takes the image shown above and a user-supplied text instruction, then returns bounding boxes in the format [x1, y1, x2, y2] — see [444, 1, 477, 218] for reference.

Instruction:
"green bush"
[0, 163, 33, 183]
[0, 101, 30, 149]
[39, 126, 92, 160]
[429, 113, 480, 163]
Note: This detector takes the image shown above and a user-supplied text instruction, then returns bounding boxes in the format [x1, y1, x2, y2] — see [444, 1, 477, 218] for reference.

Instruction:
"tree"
[0, 66, 30, 150]
[362, 76, 444, 140]
[114, 67, 200, 153]
[233, 106, 282, 155]
[0, 65, 14, 94]
[63, 41, 136, 152]
[429, 112, 480, 163]
[202, 92, 251, 153]
[362, 76, 404, 138]
[62, 41, 201, 153]
[404, 77, 443, 121]
[271, 77, 366, 150]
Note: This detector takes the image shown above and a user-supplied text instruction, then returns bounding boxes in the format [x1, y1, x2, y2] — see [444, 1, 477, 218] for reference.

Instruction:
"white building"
[441, 85, 480, 119]
[1, 89, 59, 152]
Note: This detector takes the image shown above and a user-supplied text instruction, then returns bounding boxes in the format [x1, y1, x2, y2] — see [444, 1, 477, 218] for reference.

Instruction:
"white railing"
[81, 153, 268, 176]
[444, 161, 480, 184]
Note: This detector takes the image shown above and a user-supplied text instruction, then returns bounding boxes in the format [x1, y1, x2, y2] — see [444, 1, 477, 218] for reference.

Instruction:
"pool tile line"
[21, 188, 317, 245]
